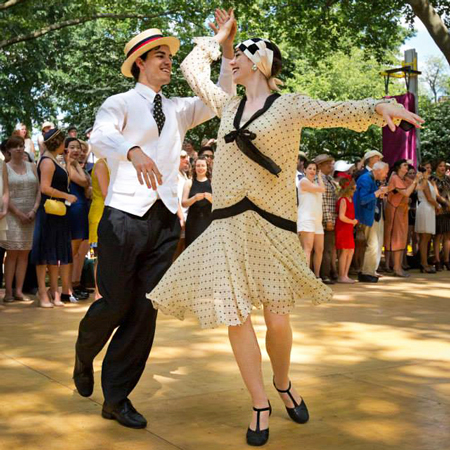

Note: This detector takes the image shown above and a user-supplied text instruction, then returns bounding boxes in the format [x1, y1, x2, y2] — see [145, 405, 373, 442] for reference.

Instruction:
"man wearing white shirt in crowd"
[74, 25, 235, 429]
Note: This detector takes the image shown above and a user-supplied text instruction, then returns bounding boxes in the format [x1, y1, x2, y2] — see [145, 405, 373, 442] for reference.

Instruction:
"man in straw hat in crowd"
[73, 18, 236, 429]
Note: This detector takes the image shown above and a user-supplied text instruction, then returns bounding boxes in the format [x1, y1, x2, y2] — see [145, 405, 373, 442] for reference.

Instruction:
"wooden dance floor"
[1, 272, 449, 450]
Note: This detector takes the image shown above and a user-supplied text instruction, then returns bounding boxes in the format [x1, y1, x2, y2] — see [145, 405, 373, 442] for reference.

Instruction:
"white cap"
[334, 160, 354, 173]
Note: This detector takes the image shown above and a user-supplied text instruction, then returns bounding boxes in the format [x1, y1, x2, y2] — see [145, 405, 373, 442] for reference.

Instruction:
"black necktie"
[153, 94, 165, 135]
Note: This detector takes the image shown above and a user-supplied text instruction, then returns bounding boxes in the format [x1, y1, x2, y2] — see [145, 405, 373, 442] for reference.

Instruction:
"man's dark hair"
[198, 146, 215, 157]
[131, 46, 160, 82]
[68, 126, 77, 133]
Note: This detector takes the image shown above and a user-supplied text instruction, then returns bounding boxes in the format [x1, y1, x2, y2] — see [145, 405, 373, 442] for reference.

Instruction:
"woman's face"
[230, 50, 255, 86]
[195, 159, 207, 177]
[79, 143, 88, 163]
[19, 125, 27, 138]
[407, 168, 416, 180]
[305, 163, 317, 179]
[424, 163, 432, 175]
[9, 144, 24, 161]
[66, 140, 81, 158]
[398, 162, 408, 176]
[436, 161, 446, 175]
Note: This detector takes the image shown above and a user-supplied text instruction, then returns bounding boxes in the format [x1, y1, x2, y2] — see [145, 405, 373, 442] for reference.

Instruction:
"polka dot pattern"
[153, 93, 165, 135]
[148, 37, 400, 329]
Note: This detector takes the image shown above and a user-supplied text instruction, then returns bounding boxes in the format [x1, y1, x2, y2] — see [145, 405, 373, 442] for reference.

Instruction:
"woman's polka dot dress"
[147, 37, 400, 329]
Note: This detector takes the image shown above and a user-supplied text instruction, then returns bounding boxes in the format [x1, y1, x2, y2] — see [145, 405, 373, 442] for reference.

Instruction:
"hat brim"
[121, 36, 180, 78]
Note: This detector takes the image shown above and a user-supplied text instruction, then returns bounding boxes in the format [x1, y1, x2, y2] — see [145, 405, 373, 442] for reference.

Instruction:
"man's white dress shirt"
[90, 58, 233, 216]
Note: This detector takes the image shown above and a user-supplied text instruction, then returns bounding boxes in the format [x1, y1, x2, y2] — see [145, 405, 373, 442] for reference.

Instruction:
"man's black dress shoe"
[358, 273, 378, 283]
[321, 277, 335, 285]
[73, 354, 94, 397]
[102, 399, 147, 429]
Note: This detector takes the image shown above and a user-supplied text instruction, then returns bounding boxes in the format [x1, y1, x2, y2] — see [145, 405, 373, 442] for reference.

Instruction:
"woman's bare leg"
[299, 232, 314, 269]
[36, 265, 52, 307]
[312, 234, 324, 277]
[264, 307, 303, 407]
[228, 316, 270, 431]
[3, 250, 18, 297]
[14, 250, 30, 298]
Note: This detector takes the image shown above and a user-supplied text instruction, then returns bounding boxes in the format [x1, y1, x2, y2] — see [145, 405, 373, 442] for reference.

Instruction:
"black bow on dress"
[224, 94, 281, 177]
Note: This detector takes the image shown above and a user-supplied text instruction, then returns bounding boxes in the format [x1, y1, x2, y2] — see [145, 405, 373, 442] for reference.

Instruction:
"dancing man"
[73, 24, 235, 428]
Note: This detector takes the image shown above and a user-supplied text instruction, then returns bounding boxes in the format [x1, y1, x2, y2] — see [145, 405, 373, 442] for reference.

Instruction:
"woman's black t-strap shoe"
[274, 379, 309, 424]
[246, 402, 272, 446]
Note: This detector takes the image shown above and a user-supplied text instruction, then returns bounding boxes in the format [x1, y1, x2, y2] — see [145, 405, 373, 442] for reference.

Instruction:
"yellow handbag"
[44, 199, 67, 216]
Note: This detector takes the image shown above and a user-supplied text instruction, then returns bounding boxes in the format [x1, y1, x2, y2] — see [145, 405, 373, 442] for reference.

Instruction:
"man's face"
[367, 155, 380, 168]
[200, 150, 214, 167]
[68, 130, 77, 138]
[179, 155, 190, 173]
[297, 156, 305, 172]
[374, 167, 388, 181]
[319, 159, 334, 175]
[137, 45, 173, 88]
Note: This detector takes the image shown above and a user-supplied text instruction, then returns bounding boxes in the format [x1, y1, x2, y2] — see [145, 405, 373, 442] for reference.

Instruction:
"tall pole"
[404, 49, 421, 163]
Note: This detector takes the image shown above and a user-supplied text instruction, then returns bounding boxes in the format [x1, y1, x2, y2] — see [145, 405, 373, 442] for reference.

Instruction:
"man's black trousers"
[76, 201, 180, 404]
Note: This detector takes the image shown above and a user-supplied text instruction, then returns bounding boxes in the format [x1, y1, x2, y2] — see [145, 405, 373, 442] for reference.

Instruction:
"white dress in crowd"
[297, 177, 324, 234]
[415, 180, 436, 235]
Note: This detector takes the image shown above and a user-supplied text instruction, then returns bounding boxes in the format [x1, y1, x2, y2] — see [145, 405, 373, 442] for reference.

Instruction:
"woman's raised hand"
[375, 102, 425, 132]
[210, 8, 236, 47]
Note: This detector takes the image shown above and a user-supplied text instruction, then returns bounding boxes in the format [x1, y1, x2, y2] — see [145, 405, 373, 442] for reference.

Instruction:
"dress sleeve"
[292, 94, 402, 132]
[180, 37, 232, 118]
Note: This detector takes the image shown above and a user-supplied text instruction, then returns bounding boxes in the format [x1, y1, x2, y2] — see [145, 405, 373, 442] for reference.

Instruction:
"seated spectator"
[0, 136, 40, 302]
[297, 161, 325, 278]
[384, 159, 421, 277]
[30, 129, 77, 307]
[182, 157, 212, 247]
[335, 178, 358, 283]
[416, 165, 440, 273]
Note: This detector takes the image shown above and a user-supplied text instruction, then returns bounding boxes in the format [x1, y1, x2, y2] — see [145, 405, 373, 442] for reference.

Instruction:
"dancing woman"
[149, 10, 423, 446]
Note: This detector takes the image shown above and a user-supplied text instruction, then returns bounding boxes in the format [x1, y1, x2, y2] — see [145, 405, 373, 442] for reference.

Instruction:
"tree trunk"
[407, 0, 450, 66]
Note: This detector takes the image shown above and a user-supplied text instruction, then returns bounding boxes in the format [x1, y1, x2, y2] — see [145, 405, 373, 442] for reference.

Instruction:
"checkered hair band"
[236, 38, 283, 91]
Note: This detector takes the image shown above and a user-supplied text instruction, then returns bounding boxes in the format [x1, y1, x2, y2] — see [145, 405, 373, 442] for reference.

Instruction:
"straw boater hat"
[121, 28, 180, 78]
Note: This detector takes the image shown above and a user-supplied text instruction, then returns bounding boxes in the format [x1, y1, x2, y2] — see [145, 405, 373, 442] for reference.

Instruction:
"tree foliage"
[0, 0, 440, 156]
[420, 100, 450, 161]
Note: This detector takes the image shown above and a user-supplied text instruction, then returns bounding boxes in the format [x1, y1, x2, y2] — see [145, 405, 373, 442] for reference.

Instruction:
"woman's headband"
[236, 38, 283, 91]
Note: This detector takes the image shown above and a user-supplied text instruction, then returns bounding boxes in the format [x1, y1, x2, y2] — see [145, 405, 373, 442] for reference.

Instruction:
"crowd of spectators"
[296, 149, 450, 284]
[1, 123, 449, 307]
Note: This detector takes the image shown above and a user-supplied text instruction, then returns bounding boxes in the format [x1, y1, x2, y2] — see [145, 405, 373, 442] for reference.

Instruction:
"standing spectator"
[296, 151, 307, 181]
[315, 154, 337, 284]
[174, 150, 191, 259]
[30, 129, 77, 307]
[198, 141, 215, 169]
[335, 178, 358, 283]
[415, 165, 439, 273]
[64, 138, 91, 300]
[183, 140, 198, 164]
[430, 159, 450, 271]
[14, 123, 36, 162]
[68, 126, 78, 138]
[384, 159, 421, 277]
[88, 157, 110, 299]
[354, 162, 389, 282]
[354, 149, 383, 180]
[37, 121, 55, 156]
[297, 161, 325, 278]
[182, 157, 213, 247]
[405, 165, 419, 268]
[333, 160, 354, 181]
[0, 136, 40, 302]
[0, 157, 9, 290]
